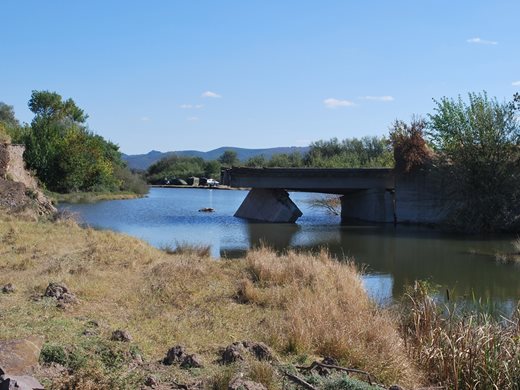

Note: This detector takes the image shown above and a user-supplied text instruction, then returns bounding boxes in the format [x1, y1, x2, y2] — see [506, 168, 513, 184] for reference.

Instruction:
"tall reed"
[400, 281, 520, 389]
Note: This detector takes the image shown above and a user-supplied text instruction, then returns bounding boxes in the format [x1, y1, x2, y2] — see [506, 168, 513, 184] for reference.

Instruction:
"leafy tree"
[20, 90, 146, 194]
[428, 92, 520, 232]
[245, 154, 267, 167]
[218, 150, 239, 166]
[0, 102, 20, 127]
[304, 136, 393, 168]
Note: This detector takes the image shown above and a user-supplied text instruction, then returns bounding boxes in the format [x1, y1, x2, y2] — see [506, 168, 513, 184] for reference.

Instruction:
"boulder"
[0, 336, 44, 376]
[221, 343, 244, 364]
[0, 375, 44, 390]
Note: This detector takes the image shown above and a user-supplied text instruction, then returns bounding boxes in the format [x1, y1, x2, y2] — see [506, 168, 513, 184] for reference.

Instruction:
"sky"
[1, 1, 519, 154]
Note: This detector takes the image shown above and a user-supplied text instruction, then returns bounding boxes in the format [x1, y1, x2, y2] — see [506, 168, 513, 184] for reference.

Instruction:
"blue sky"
[1, 1, 519, 154]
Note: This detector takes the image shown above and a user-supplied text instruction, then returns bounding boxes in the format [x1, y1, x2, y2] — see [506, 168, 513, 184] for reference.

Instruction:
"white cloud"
[467, 37, 498, 45]
[140, 116, 150, 121]
[512, 81, 520, 86]
[180, 104, 204, 109]
[323, 98, 355, 108]
[187, 116, 199, 121]
[201, 91, 222, 98]
[360, 95, 395, 102]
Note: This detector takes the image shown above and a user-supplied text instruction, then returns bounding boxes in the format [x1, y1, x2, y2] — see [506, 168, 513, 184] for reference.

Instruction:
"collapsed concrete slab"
[234, 189, 303, 223]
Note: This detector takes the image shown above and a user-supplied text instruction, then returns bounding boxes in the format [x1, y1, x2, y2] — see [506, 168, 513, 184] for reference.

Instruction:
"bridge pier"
[234, 188, 303, 223]
[340, 189, 395, 223]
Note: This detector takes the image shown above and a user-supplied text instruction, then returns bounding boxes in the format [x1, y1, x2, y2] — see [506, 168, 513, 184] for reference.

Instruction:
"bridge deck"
[222, 167, 395, 194]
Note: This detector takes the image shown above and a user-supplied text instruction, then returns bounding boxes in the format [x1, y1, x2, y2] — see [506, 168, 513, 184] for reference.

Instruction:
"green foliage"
[428, 92, 520, 232]
[218, 149, 239, 166]
[146, 154, 220, 184]
[17, 91, 147, 194]
[304, 137, 393, 168]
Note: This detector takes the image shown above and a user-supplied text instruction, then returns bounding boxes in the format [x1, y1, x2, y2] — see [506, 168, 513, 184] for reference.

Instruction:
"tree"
[20, 90, 144, 193]
[218, 150, 239, 166]
[428, 92, 520, 232]
[389, 117, 433, 172]
[0, 102, 20, 127]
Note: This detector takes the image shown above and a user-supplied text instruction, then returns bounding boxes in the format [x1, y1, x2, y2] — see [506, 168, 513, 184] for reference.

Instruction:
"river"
[60, 187, 520, 310]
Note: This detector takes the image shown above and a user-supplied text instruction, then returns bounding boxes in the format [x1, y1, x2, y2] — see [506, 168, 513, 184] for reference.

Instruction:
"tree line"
[0, 91, 147, 195]
[145, 136, 394, 184]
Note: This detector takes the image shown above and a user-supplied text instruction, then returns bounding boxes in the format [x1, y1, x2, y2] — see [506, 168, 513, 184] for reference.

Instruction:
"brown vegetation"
[0, 214, 421, 389]
[400, 281, 520, 389]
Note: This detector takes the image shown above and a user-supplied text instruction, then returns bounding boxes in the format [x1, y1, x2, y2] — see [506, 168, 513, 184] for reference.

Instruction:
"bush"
[428, 92, 520, 232]
[389, 117, 433, 172]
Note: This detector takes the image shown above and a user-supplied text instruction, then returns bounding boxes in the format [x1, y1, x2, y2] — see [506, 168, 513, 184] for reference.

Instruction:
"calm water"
[61, 188, 520, 309]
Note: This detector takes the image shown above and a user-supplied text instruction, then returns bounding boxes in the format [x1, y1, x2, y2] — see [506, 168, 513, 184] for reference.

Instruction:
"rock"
[111, 330, 132, 342]
[248, 342, 273, 361]
[144, 375, 158, 388]
[0, 336, 44, 376]
[0, 374, 44, 390]
[321, 356, 338, 366]
[1, 284, 15, 294]
[198, 208, 215, 212]
[221, 341, 274, 364]
[180, 354, 203, 369]
[228, 378, 267, 390]
[221, 343, 244, 364]
[44, 283, 77, 306]
[163, 345, 185, 365]
[388, 386, 403, 390]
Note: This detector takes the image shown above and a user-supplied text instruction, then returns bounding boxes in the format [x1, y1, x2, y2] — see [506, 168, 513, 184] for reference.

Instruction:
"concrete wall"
[234, 188, 303, 223]
[340, 169, 449, 224]
[394, 169, 449, 224]
[341, 189, 395, 223]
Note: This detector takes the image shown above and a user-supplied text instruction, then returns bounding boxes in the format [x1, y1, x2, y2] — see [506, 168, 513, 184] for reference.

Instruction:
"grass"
[0, 213, 422, 389]
[4, 212, 519, 389]
[399, 281, 520, 389]
[48, 191, 145, 204]
[160, 242, 212, 257]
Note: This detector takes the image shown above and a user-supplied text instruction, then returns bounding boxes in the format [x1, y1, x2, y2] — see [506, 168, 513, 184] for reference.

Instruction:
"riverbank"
[0, 213, 419, 389]
[1, 213, 519, 389]
[151, 184, 248, 190]
[49, 191, 146, 204]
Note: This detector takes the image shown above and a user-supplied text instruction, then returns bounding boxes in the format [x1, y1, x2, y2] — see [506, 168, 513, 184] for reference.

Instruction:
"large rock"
[0, 375, 44, 390]
[0, 336, 43, 376]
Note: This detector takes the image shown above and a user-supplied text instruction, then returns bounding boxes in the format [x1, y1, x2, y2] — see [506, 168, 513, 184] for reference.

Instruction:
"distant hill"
[122, 146, 309, 170]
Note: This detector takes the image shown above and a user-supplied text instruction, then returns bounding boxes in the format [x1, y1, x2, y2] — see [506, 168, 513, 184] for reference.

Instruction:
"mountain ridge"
[122, 146, 309, 170]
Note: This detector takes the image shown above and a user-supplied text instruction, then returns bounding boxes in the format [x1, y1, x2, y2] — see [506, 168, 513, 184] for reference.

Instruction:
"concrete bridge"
[221, 167, 448, 224]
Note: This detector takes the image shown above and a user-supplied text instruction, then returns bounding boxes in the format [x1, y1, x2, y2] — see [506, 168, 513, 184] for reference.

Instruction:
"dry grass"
[0, 214, 421, 389]
[238, 247, 421, 387]
[161, 242, 212, 257]
[400, 281, 520, 389]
